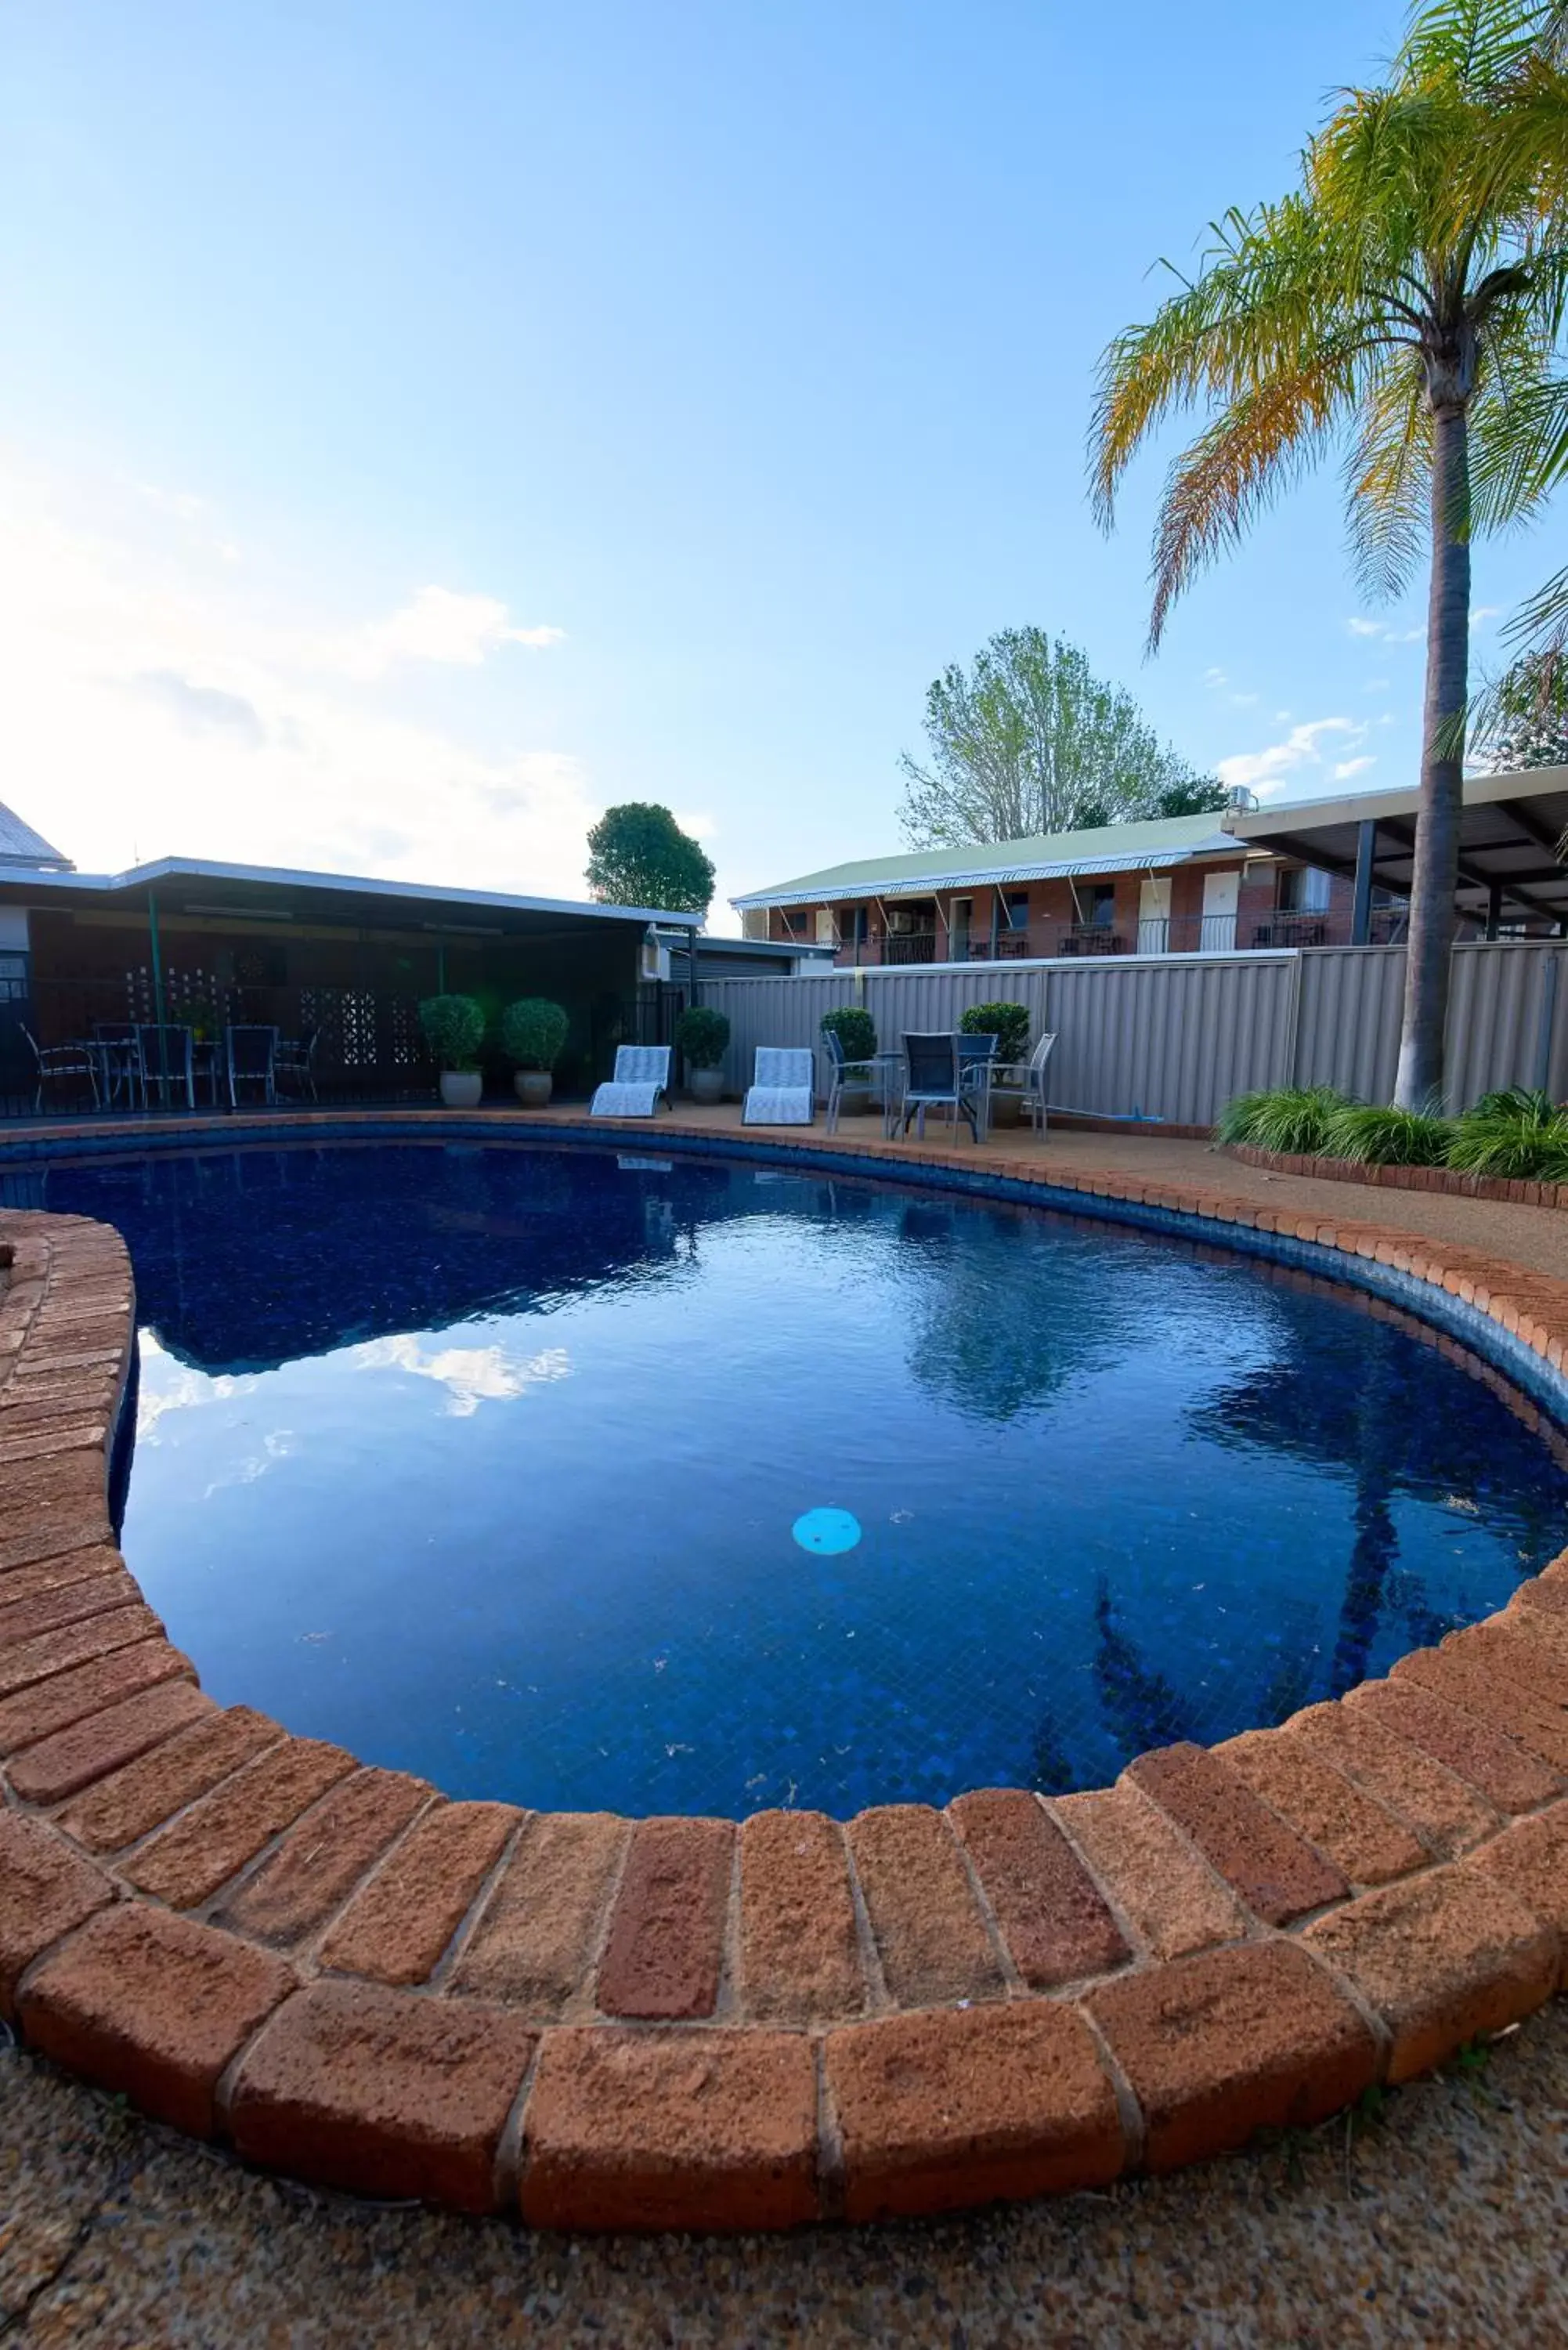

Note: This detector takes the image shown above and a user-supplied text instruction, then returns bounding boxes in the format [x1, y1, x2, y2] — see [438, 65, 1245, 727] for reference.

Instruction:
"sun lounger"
[590, 1044, 672, 1119]
[742, 1047, 815, 1126]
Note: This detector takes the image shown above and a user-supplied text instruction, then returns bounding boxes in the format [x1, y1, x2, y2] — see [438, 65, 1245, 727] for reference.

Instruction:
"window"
[845, 906, 869, 946]
[779, 908, 809, 938]
[1005, 891, 1030, 931]
[1082, 884, 1116, 929]
[1277, 865, 1331, 914]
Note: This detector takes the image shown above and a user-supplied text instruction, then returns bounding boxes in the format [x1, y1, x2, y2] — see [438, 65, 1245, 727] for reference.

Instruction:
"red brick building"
[732, 811, 1386, 967]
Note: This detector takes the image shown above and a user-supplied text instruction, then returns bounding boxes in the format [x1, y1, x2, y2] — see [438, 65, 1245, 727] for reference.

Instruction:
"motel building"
[732, 769, 1568, 970]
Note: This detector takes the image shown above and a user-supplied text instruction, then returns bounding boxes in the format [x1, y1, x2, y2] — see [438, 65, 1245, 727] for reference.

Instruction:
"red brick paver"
[229, 1979, 536, 2213]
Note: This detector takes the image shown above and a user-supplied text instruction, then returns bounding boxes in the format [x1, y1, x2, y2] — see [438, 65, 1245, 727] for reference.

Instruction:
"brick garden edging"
[4, 1118, 1568, 2232]
[1227, 1139, 1568, 1210]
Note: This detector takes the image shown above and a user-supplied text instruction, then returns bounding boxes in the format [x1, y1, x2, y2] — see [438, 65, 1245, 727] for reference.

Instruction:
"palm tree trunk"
[1393, 403, 1471, 1108]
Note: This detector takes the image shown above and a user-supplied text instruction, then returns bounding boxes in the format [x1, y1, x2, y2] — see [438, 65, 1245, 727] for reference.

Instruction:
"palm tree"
[1091, 0, 1568, 1106]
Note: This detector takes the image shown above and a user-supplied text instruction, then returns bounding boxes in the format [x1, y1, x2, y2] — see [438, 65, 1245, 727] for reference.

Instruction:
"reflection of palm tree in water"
[1327, 1343, 1400, 1694]
[1092, 1578, 1203, 1757]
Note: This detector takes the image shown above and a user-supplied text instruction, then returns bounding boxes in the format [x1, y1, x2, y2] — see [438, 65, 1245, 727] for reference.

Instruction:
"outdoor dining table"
[77, 1033, 142, 1110]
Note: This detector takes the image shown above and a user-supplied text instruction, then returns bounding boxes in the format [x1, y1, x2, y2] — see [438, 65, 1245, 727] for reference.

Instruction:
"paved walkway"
[3, 2006, 1565, 2347]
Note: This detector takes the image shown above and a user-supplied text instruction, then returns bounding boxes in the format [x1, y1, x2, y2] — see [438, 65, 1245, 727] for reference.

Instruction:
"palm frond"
[1344, 352, 1431, 598]
[1147, 352, 1358, 645]
[1090, 196, 1358, 528]
[1399, 0, 1556, 90]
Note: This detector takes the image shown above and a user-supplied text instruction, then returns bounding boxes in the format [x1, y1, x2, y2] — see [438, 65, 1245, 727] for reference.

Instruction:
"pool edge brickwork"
[5, 1119, 1568, 2230]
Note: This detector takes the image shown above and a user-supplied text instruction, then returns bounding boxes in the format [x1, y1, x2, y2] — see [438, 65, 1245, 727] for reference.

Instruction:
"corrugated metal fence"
[696, 939, 1568, 1126]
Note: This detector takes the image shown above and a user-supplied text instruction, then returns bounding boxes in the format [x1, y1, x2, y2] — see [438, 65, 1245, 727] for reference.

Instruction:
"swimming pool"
[16, 1137, 1567, 1816]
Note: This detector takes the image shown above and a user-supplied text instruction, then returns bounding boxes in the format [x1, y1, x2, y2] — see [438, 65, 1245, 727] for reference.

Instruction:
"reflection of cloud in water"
[202, 1430, 295, 1499]
[351, 1334, 571, 1417]
[135, 1330, 262, 1437]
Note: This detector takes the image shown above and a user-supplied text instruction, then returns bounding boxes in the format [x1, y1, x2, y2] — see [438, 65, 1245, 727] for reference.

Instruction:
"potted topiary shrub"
[676, 1004, 731, 1104]
[419, 993, 486, 1109]
[960, 1001, 1031, 1126]
[821, 1004, 878, 1113]
[501, 997, 569, 1107]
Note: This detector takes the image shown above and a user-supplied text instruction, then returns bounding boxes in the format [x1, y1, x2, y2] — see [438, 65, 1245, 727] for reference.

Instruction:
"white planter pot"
[514, 1071, 553, 1108]
[688, 1067, 724, 1104]
[439, 1070, 483, 1109]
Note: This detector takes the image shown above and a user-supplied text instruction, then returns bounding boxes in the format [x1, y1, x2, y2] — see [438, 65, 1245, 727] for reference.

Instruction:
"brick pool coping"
[3, 1109, 1568, 2232]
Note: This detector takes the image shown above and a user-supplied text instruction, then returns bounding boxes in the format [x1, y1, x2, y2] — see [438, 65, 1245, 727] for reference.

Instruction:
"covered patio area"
[0, 855, 698, 1118]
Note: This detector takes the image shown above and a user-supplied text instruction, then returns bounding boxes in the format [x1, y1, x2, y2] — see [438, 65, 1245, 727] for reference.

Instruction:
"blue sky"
[0, 0, 1554, 926]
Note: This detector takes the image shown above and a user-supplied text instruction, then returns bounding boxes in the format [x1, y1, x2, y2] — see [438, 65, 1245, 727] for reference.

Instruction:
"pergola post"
[1351, 821, 1375, 946]
[1486, 881, 1503, 942]
[147, 884, 169, 1108]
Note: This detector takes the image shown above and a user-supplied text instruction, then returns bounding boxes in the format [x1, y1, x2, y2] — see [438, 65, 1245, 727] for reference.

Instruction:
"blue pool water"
[13, 1138, 1568, 1817]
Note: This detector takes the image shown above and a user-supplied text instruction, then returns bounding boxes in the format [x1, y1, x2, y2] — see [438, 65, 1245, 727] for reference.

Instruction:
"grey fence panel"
[1042, 954, 1295, 1127]
[1292, 946, 1405, 1101]
[696, 972, 854, 1094]
[1444, 941, 1568, 1108]
[697, 962, 1052, 1097]
[698, 938, 1568, 1123]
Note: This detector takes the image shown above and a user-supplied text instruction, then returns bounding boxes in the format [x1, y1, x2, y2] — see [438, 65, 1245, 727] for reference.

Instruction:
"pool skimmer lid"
[792, 1506, 862, 1555]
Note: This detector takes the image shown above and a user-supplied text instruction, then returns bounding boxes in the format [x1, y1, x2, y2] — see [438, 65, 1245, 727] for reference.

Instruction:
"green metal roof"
[732, 812, 1242, 909]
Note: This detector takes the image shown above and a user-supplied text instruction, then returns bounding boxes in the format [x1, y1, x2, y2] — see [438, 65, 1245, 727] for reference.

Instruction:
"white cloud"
[1332, 755, 1376, 781]
[317, 586, 565, 682]
[0, 455, 600, 895]
[1347, 616, 1422, 644]
[1202, 665, 1228, 687]
[1470, 605, 1501, 631]
[1216, 717, 1364, 798]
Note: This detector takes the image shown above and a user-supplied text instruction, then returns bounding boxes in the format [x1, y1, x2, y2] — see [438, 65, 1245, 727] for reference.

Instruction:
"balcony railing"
[826, 906, 1414, 966]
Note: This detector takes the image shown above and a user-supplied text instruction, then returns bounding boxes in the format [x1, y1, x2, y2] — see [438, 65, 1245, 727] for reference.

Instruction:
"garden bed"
[1224, 1141, 1568, 1210]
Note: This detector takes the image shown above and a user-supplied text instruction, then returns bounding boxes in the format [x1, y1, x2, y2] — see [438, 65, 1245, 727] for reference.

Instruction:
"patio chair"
[590, 1044, 672, 1119]
[742, 1047, 815, 1126]
[226, 1024, 280, 1107]
[956, 1031, 999, 1142]
[893, 1032, 983, 1144]
[23, 1028, 99, 1115]
[89, 1021, 145, 1109]
[275, 1024, 320, 1101]
[993, 1030, 1057, 1134]
[822, 1028, 882, 1134]
[134, 1022, 195, 1108]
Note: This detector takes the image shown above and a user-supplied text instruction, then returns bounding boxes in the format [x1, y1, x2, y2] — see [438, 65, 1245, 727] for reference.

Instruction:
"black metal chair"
[135, 1022, 194, 1108]
[275, 1024, 320, 1101]
[23, 1028, 98, 1115]
[90, 1021, 145, 1108]
[956, 1031, 999, 1141]
[226, 1024, 280, 1106]
[894, 1032, 982, 1143]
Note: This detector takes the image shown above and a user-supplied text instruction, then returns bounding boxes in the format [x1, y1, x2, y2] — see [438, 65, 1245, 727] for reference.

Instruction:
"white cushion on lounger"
[742, 1047, 815, 1126]
[590, 1045, 671, 1119]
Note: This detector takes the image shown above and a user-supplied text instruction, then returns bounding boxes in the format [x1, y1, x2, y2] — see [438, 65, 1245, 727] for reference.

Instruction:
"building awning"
[742, 844, 1218, 911]
[0, 854, 703, 935]
[1223, 764, 1568, 924]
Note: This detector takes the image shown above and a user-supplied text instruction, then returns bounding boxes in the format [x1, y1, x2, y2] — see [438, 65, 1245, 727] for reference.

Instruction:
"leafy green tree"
[1091, 0, 1568, 1106]
[896, 625, 1216, 848]
[584, 803, 715, 914]
[1473, 648, 1568, 766]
